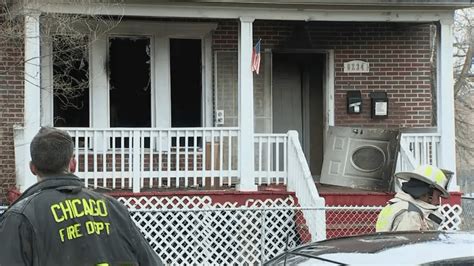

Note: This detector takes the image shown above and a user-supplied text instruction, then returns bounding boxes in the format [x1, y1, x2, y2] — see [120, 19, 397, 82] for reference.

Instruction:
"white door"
[320, 126, 400, 191]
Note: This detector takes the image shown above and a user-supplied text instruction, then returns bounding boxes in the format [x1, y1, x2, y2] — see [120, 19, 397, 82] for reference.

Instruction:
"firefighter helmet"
[395, 165, 451, 198]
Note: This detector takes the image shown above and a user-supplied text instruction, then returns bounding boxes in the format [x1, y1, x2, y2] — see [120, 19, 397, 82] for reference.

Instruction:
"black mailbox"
[347, 91, 362, 114]
[370, 91, 388, 119]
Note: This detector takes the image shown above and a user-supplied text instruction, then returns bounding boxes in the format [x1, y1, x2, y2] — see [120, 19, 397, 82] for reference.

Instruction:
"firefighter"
[0, 127, 163, 266]
[376, 165, 451, 232]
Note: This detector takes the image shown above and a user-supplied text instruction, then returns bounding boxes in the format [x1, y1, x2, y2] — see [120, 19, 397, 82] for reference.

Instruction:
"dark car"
[264, 231, 474, 265]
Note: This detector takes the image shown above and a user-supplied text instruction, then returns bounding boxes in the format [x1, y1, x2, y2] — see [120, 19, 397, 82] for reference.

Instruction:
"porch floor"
[100, 182, 461, 206]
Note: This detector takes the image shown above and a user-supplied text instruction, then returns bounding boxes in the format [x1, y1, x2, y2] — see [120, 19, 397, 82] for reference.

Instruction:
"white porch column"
[19, 12, 42, 191]
[155, 37, 171, 128]
[437, 17, 458, 191]
[237, 17, 257, 191]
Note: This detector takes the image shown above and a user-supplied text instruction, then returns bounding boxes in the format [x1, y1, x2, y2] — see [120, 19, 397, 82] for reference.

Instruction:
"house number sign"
[344, 60, 370, 73]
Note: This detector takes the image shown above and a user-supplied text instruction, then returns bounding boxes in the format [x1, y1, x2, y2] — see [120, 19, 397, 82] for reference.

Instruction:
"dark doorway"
[109, 36, 151, 128]
[272, 52, 325, 177]
[170, 39, 202, 128]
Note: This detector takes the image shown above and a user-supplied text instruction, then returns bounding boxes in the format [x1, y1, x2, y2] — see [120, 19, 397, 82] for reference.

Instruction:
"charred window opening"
[109, 36, 151, 128]
[170, 38, 202, 128]
[53, 35, 90, 127]
[170, 39, 202, 147]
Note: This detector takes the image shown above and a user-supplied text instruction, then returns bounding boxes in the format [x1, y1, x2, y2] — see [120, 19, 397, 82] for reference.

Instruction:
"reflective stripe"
[424, 166, 433, 178]
[376, 205, 394, 232]
[96, 263, 109, 266]
[412, 165, 448, 189]
[434, 171, 446, 186]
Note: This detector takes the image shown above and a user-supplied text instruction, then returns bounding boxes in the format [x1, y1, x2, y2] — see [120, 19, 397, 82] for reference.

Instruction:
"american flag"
[251, 39, 261, 75]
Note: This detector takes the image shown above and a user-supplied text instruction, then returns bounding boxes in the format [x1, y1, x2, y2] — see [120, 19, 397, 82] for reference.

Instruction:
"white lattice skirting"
[117, 196, 463, 265]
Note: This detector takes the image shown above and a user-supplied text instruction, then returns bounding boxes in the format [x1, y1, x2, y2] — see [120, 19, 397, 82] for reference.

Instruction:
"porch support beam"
[437, 17, 457, 191]
[19, 12, 42, 191]
[34, 3, 451, 23]
[237, 17, 257, 191]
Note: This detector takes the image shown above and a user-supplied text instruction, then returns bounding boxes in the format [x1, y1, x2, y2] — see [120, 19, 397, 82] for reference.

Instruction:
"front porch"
[15, 126, 444, 194]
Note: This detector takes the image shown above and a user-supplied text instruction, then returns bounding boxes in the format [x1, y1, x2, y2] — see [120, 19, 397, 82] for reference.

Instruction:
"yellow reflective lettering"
[95, 222, 104, 234]
[50, 204, 64, 223]
[74, 223, 83, 238]
[96, 200, 108, 217]
[82, 198, 93, 216]
[104, 223, 110, 234]
[60, 201, 73, 221]
[59, 228, 66, 242]
[89, 199, 97, 216]
[85, 220, 95, 234]
[71, 199, 84, 218]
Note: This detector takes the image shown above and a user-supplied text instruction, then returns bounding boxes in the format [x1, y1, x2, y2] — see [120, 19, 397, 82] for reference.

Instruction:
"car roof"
[266, 231, 474, 265]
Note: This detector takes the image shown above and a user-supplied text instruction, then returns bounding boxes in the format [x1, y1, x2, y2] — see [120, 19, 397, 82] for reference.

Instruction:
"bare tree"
[0, 0, 122, 111]
[454, 7, 474, 194]
[0, 0, 123, 196]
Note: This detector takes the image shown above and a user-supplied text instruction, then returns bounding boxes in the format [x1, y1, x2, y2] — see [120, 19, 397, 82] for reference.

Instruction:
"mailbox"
[347, 91, 362, 114]
[370, 92, 388, 119]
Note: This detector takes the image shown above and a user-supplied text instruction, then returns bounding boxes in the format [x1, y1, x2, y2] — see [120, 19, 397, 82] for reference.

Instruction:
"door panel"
[272, 53, 325, 177]
[320, 126, 400, 191]
[272, 54, 303, 142]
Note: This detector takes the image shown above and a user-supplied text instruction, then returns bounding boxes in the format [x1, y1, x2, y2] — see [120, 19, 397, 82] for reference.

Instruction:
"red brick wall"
[213, 20, 434, 128]
[0, 17, 24, 204]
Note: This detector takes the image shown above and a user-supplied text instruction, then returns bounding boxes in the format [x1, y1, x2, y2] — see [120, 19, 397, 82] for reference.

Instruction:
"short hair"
[30, 127, 74, 176]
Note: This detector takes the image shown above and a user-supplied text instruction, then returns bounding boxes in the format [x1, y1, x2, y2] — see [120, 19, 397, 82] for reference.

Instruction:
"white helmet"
[395, 165, 451, 198]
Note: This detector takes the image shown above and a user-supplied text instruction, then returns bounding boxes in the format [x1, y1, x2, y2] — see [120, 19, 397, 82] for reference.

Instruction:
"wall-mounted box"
[347, 91, 362, 114]
[370, 92, 388, 119]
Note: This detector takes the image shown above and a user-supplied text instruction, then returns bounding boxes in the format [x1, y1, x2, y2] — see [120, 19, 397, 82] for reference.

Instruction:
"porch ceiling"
[32, 1, 461, 22]
[121, 0, 471, 9]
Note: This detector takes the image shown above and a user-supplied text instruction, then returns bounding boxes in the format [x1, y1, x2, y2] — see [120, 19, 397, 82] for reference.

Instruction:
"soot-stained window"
[109, 36, 151, 127]
[53, 35, 90, 127]
[170, 38, 202, 128]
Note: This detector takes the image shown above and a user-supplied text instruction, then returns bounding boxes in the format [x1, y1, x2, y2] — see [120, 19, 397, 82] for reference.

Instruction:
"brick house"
[1, 0, 471, 211]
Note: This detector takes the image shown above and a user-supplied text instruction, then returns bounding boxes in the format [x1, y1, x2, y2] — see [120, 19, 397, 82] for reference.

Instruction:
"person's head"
[396, 165, 451, 205]
[30, 127, 76, 179]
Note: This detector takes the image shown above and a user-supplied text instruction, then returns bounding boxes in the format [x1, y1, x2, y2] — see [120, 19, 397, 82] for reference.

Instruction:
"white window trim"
[41, 21, 217, 128]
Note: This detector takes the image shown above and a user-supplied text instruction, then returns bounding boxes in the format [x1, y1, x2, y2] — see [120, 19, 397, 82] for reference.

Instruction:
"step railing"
[287, 130, 326, 241]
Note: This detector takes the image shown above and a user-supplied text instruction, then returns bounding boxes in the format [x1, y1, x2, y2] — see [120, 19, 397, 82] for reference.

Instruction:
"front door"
[320, 126, 400, 191]
[272, 52, 325, 177]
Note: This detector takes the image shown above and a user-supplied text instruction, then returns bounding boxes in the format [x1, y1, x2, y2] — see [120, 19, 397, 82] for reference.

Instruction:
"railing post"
[132, 130, 141, 193]
[237, 17, 257, 191]
[314, 198, 327, 241]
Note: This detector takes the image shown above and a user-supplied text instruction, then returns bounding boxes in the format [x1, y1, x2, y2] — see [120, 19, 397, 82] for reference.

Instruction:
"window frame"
[41, 21, 217, 128]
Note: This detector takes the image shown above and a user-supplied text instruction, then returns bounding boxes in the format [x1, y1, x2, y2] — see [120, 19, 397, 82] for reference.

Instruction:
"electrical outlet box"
[216, 110, 224, 125]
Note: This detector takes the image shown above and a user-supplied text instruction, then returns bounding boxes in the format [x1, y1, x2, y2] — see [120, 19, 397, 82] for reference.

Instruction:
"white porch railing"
[254, 133, 288, 185]
[61, 127, 240, 192]
[397, 132, 441, 172]
[60, 128, 298, 193]
[23, 127, 441, 197]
